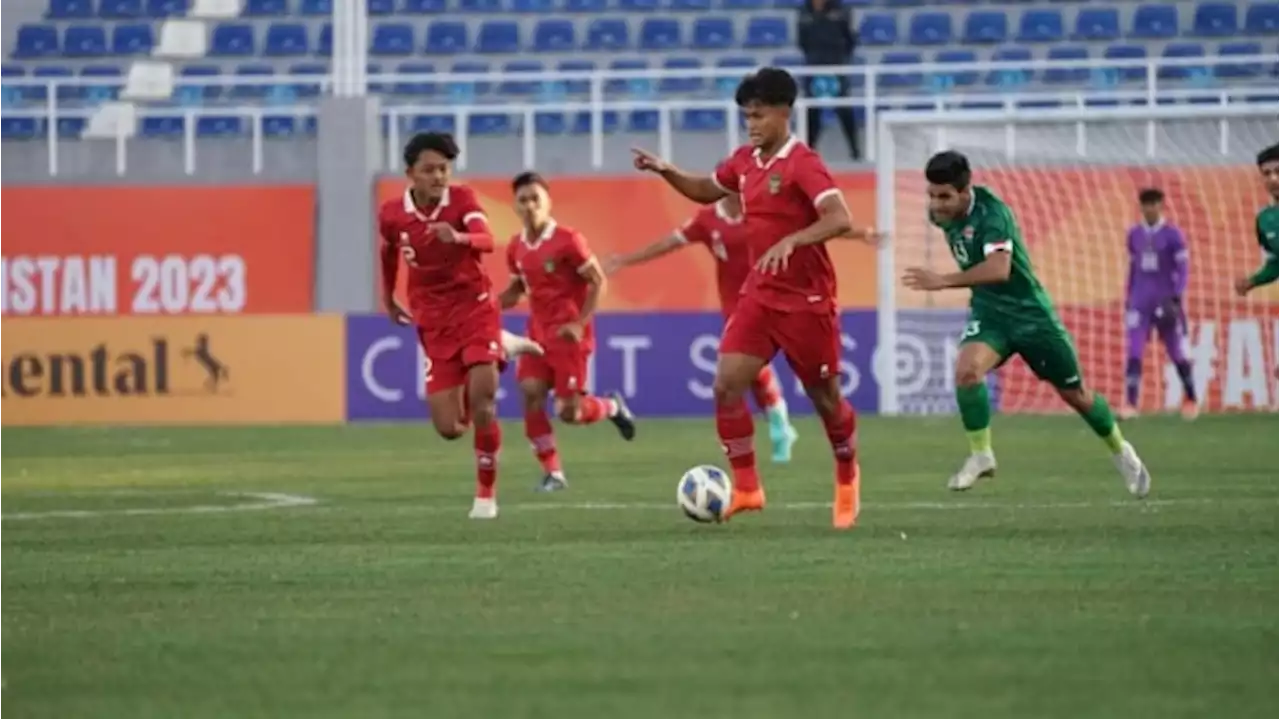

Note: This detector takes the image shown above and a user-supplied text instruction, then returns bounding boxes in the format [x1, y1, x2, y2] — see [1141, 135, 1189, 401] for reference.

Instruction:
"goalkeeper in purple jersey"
[1119, 188, 1199, 421]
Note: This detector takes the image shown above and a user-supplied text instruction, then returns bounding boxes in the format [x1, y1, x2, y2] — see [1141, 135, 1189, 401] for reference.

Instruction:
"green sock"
[955, 383, 993, 454]
[1078, 392, 1124, 453]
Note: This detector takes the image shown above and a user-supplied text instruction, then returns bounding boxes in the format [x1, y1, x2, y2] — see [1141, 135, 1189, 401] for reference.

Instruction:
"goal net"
[875, 104, 1279, 416]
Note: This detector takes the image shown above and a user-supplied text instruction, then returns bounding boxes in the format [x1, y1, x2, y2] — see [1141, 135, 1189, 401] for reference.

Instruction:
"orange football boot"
[722, 487, 766, 522]
[832, 464, 861, 530]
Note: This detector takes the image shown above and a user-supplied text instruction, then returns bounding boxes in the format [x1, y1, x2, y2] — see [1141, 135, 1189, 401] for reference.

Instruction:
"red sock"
[574, 395, 615, 425]
[473, 421, 501, 499]
[821, 399, 858, 485]
[716, 398, 759, 492]
[750, 366, 783, 411]
[524, 409, 561, 475]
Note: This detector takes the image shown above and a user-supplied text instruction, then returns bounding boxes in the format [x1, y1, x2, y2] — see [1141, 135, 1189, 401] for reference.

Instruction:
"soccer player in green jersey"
[1234, 144, 1279, 296]
[902, 150, 1152, 498]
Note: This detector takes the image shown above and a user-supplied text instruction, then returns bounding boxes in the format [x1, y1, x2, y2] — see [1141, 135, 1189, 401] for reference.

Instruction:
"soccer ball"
[677, 465, 733, 523]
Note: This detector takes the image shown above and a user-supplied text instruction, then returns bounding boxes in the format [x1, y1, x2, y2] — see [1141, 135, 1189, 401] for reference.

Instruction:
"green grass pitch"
[2, 414, 1276, 718]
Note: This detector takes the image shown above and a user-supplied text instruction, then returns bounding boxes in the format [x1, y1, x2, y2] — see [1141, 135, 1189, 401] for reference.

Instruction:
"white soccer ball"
[677, 465, 733, 523]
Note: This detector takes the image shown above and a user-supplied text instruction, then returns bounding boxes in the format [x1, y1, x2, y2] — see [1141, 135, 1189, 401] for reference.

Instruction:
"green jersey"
[1249, 204, 1278, 288]
[930, 186, 1058, 324]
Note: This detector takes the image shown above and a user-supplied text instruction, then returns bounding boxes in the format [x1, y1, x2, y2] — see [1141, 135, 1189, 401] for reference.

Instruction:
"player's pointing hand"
[902, 267, 946, 292]
[429, 222, 460, 244]
[631, 147, 669, 174]
[757, 237, 798, 275]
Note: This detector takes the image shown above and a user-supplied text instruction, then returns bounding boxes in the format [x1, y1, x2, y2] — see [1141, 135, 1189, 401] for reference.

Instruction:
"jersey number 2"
[400, 244, 419, 268]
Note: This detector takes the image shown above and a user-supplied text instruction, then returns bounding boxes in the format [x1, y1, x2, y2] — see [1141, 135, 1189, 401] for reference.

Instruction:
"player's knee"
[520, 386, 546, 413]
[954, 363, 985, 388]
[433, 420, 466, 441]
[713, 375, 747, 405]
[1057, 386, 1091, 411]
[804, 380, 843, 417]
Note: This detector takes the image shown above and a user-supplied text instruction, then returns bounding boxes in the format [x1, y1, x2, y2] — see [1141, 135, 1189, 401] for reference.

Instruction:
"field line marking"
[1, 492, 318, 522]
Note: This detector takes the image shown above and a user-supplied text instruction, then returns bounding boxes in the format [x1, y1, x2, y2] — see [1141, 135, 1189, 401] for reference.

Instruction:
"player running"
[498, 172, 637, 493]
[632, 67, 880, 530]
[602, 193, 800, 464]
[1120, 188, 1198, 421]
[902, 150, 1151, 498]
[1235, 144, 1279, 296]
[378, 132, 542, 521]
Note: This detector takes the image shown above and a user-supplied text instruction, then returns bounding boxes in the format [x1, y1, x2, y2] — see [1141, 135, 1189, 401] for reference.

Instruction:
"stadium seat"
[476, 21, 519, 53]
[47, 0, 93, 19]
[1105, 44, 1148, 82]
[1244, 2, 1278, 34]
[460, 0, 503, 11]
[533, 19, 576, 52]
[621, 0, 660, 10]
[513, 0, 555, 10]
[963, 11, 1008, 43]
[288, 62, 329, 97]
[265, 23, 310, 56]
[140, 115, 184, 138]
[498, 60, 543, 95]
[640, 18, 682, 50]
[879, 51, 923, 88]
[535, 111, 566, 135]
[1072, 8, 1120, 40]
[1192, 3, 1238, 36]
[147, 0, 188, 16]
[210, 23, 255, 57]
[316, 23, 332, 55]
[715, 54, 755, 94]
[934, 49, 978, 87]
[393, 61, 436, 95]
[909, 13, 953, 45]
[100, 0, 144, 18]
[1159, 42, 1206, 80]
[449, 60, 491, 97]
[1130, 4, 1179, 39]
[606, 58, 648, 95]
[231, 64, 274, 99]
[178, 64, 220, 100]
[724, 0, 767, 8]
[367, 0, 395, 14]
[682, 108, 726, 132]
[556, 58, 595, 94]
[244, 0, 288, 16]
[34, 66, 75, 101]
[1217, 41, 1263, 78]
[425, 21, 468, 54]
[197, 115, 246, 138]
[660, 56, 703, 93]
[858, 14, 897, 45]
[772, 52, 804, 69]
[403, 0, 447, 11]
[2, 118, 44, 140]
[745, 17, 788, 48]
[299, 0, 332, 14]
[371, 23, 415, 55]
[468, 113, 511, 136]
[586, 19, 630, 50]
[692, 17, 735, 49]
[565, 0, 607, 11]
[82, 64, 124, 102]
[986, 46, 1032, 85]
[1018, 9, 1064, 41]
[1043, 46, 1088, 83]
[14, 25, 60, 58]
[64, 25, 109, 57]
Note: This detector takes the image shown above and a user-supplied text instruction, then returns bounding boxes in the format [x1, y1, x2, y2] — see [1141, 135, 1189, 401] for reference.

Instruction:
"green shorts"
[960, 315, 1083, 390]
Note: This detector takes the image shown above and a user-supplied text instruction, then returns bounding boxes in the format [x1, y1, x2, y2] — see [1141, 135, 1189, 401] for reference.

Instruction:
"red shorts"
[517, 338, 590, 399]
[416, 306, 504, 396]
[719, 295, 841, 387]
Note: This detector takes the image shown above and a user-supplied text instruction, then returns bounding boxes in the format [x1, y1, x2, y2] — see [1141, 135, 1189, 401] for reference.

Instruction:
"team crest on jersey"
[768, 173, 782, 195]
[543, 259, 556, 273]
[962, 226, 974, 239]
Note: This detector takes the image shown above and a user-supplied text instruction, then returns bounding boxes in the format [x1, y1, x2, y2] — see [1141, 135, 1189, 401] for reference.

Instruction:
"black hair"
[734, 67, 798, 108]
[1138, 188, 1165, 204]
[924, 150, 971, 190]
[403, 132, 459, 168]
[1258, 144, 1279, 167]
[512, 171, 549, 193]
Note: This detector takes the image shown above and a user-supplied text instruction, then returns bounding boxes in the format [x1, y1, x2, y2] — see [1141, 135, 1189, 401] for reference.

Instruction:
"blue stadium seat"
[715, 54, 755, 94]
[244, 0, 288, 16]
[621, 0, 660, 10]
[986, 46, 1032, 85]
[14, 25, 60, 58]
[1105, 44, 1148, 82]
[403, 0, 447, 11]
[368, 0, 396, 14]
[1044, 46, 1088, 83]
[744, 17, 788, 48]
[640, 18, 682, 50]
[772, 52, 804, 69]
[210, 23, 255, 57]
[449, 60, 491, 97]
[909, 13, 952, 45]
[565, 0, 607, 11]
[1018, 9, 1064, 41]
[177, 64, 219, 100]
[371, 23, 415, 55]
[660, 56, 703, 92]
[858, 14, 897, 45]
[426, 21, 468, 54]
[556, 59, 594, 94]
[606, 58, 648, 94]
[299, 0, 331, 14]
[499, 60, 543, 95]
[1073, 8, 1120, 40]
[47, 0, 93, 19]
[2, 118, 44, 140]
[533, 19, 575, 52]
[513, 0, 555, 10]
[1130, 4, 1179, 39]
[629, 109, 660, 132]
[392, 61, 435, 95]
[82, 64, 124, 102]
[231, 64, 274, 99]
[1217, 41, 1263, 78]
[468, 113, 511, 137]
[1193, 3, 1238, 36]
[535, 111, 566, 135]
[880, 51, 923, 88]
[671, 0, 712, 9]
[682, 108, 726, 132]
[724, 0, 767, 8]
[106, 27, 144, 58]
[963, 11, 1008, 43]
[33, 66, 75, 101]
[288, 62, 328, 97]
[934, 49, 978, 87]
[55, 117, 87, 138]
[147, 0, 188, 16]
[476, 21, 519, 53]
[1245, 2, 1278, 34]
[197, 115, 246, 138]
[586, 18, 630, 50]
[316, 23, 332, 55]
[1159, 42, 1206, 79]
[64, 25, 108, 57]
[693, 17, 735, 49]
[101, 0, 144, 18]
[265, 23, 309, 56]
[460, 0, 503, 10]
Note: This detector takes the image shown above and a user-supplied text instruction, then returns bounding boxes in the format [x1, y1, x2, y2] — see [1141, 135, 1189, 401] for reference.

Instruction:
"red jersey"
[378, 185, 495, 327]
[506, 221, 597, 350]
[711, 136, 842, 313]
[676, 201, 750, 314]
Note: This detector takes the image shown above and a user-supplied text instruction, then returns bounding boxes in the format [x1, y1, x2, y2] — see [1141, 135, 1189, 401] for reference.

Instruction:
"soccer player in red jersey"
[603, 193, 800, 464]
[499, 172, 637, 492]
[632, 68, 880, 529]
[378, 132, 542, 520]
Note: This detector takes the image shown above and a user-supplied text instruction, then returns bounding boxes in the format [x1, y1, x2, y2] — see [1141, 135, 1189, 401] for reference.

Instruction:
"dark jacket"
[797, 0, 856, 66]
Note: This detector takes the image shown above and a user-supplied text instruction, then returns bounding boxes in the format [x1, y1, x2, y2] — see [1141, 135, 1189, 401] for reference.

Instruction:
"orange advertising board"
[375, 174, 881, 310]
[1, 186, 315, 317]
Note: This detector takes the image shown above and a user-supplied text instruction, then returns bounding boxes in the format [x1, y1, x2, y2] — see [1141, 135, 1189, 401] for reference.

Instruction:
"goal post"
[875, 103, 1280, 416]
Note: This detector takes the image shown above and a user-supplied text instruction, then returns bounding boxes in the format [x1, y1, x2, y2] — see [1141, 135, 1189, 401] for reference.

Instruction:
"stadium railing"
[2, 54, 1276, 176]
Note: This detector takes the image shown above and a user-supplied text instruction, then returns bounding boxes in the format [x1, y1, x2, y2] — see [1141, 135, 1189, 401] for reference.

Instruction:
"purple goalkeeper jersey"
[1126, 220, 1188, 310]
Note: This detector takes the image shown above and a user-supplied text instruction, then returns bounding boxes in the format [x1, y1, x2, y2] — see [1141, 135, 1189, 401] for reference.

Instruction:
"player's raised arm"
[631, 147, 729, 205]
[604, 233, 686, 274]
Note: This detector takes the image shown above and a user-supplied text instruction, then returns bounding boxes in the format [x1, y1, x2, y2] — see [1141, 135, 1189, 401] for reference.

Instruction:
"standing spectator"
[797, 0, 859, 159]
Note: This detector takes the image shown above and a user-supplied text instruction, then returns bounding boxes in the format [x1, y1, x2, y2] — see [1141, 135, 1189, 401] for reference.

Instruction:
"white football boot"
[1112, 441, 1152, 499]
[500, 330, 543, 358]
[468, 497, 499, 520]
[947, 452, 997, 491]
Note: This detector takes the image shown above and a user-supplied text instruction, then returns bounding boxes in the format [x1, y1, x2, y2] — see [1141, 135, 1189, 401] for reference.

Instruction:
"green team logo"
[543, 259, 556, 273]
